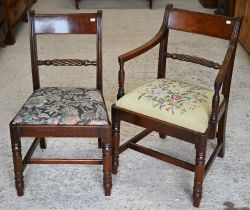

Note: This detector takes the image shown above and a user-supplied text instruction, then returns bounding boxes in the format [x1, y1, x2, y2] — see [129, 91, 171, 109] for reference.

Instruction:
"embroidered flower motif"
[138, 79, 209, 115]
[158, 82, 169, 90]
[171, 94, 182, 100]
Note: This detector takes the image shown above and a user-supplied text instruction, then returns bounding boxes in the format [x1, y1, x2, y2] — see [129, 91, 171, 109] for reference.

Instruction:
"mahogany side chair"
[9, 10, 112, 196]
[111, 4, 241, 207]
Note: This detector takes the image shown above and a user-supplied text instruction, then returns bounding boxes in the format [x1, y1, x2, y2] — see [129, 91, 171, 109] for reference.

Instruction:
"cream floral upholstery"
[116, 79, 224, 133]
[13, 87, 108, 125]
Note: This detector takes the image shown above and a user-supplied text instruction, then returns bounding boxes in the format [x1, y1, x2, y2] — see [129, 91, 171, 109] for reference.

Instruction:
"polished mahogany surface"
[34, 13, 98, 34]
[168, 8, 236, 40]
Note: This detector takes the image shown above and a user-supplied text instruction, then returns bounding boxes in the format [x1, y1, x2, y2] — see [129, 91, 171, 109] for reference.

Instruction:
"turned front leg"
[193, 139, 207, 207]
[10, 127, 24, 196]
[102, 135, 112, 196]
[111, 107, 120, 174]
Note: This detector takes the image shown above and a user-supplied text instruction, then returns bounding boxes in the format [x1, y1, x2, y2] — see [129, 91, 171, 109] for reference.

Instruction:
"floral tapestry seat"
[116, 79, 224, 133]
[13, 87, 109, 126]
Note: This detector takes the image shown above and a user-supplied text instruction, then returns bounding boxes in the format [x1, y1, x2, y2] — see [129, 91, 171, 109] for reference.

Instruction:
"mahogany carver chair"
[75, 0, 153, 9]
[9, 10, 112, 196]
[112, 4, 241, 207]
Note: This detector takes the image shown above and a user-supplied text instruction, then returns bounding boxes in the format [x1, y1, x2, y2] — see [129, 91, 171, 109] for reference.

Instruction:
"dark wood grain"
[168, 8, 236, 40]
[33, 13, 98, 34]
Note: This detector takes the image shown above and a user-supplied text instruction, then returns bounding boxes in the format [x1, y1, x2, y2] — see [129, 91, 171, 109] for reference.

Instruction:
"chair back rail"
[28, 10, 103, 92]
[166, 53, 221, 69]
[37, 59, 97, 66]
[33, 13, 98, 34]
[167, 8, 236, 40]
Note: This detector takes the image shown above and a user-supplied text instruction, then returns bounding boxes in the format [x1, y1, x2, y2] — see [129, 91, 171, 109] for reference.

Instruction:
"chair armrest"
[214, 43, 236, 90]
[117, 30, 166, 99]
[118, 30, 165, 64]
[214, 16, 241, 93]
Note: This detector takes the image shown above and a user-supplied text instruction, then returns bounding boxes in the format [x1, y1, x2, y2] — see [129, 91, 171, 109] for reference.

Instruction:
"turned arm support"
[117, 30, 165, 99]
[117, 4, 173, 99]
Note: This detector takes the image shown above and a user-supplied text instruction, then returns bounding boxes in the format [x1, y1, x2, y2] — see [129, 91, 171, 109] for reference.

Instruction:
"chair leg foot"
[98, 138, 102, 149]
[10, 126, 24, 196]
[104, 188, 111, 196]
[102, 137, 112, 196]
[218, 146, 225, 158]
[193, 139, 207, 208]
[16, 183, 24, 196]
[112, 167, 118, 175]
[193, 196, 201, 208]
[159, 133, 166, 139]
[39, 137, 47, 149]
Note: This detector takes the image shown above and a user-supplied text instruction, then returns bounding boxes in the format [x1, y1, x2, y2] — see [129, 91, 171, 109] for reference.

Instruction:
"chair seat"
[116, 79, 224, 133]
[13, 87, 109, 125]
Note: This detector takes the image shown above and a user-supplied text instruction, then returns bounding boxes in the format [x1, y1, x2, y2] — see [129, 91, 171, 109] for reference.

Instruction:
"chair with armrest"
[9, 10, 112, 196]
[111, 4, 241, 207]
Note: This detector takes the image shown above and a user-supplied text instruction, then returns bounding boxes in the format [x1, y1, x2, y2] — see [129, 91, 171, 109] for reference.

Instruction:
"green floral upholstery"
[116, 79, 224, 133]
[13, 87, 108, 125]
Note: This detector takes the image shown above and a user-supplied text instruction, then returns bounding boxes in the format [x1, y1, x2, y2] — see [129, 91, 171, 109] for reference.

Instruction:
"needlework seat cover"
[116, 79, 224, 133]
